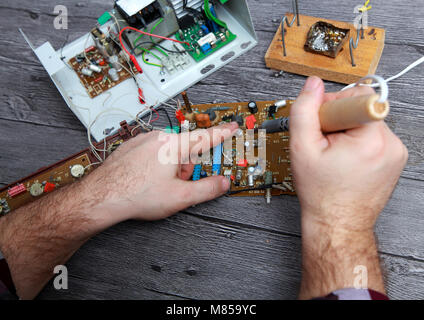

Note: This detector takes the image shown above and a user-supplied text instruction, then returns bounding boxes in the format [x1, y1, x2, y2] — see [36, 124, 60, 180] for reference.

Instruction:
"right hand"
[290, 76, 408, 233]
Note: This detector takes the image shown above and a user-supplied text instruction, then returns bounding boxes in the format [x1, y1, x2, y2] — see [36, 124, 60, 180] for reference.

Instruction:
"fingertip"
[302, 76, 324, 93]
[220, 175, 230, 192]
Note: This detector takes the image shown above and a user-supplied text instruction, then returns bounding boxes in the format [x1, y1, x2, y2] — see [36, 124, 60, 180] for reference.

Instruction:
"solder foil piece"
[304, 21, 350, 58]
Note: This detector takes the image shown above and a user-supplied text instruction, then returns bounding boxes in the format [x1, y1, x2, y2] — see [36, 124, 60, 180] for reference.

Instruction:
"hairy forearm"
[299, 214, 385, 300]
[0, 177, 125, 299]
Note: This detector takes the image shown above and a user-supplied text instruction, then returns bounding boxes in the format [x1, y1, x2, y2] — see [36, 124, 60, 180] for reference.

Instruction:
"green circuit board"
[176, 23, 237, 62]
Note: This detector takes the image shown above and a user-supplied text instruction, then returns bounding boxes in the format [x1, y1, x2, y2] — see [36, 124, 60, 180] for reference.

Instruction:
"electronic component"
[212, 144, 222, 176]
[89, 64, 102, 73]
[116, 0, 180, 54]
[268, 105, 277, 118]
[195, 113, 211, 128]
[248, 101, 258, 114]
[108, 68, 120, 82]
[175, 19, 237, 62]
[247, 167, 255, 187]
[223, 147, 233, 166]
[245, 115, 256, 129]
[260, 118, 290, 133]
[29, 182, 44, 197]
[109, 55, 122, 71]
[235, 169, 242, 185]
[161, 53, 191, 74]
[44, 182, 56, 193]
[264, 171, 273, 204]
[69, 46, 138, 98]
[81, 68, 94, 77]
[70, 164, 86, 179]
[8, 184, 26, 198]
[0, 198, 10, 216]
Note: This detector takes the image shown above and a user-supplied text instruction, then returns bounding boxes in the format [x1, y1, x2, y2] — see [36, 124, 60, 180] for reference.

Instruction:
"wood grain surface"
[0, 0, 423, 299]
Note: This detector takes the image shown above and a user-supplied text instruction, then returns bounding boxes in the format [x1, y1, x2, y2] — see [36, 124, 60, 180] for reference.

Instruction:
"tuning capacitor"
[248, 101, 258, 114]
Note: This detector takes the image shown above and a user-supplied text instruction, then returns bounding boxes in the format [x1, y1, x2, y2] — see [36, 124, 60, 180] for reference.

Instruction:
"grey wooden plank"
[0, 118, 87, 184]
[38, 212, 424, 300]
[1, 2, 423, 129]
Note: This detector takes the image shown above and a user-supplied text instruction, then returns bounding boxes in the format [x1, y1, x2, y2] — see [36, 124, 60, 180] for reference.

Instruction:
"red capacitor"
[245, 115, 257, 130]
[44, 182, 56, 193]
[94, 76, 103, 83]
[8, 184, 26, 198]
[98, 59, 106, 66]
[237, 159, 248, 167]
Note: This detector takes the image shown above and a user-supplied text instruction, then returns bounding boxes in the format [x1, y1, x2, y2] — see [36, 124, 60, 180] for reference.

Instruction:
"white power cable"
[342, 56, 424, 102]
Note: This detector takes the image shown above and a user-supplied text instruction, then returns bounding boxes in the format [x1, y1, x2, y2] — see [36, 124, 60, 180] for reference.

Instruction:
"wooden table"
[0, 0, 423, 299]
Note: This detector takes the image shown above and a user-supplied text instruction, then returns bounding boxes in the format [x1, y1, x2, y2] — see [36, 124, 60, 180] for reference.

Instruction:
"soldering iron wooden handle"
[319, 94, 390, 133]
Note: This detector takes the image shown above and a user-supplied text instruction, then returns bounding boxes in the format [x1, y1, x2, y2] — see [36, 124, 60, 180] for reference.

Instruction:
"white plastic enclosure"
[21, 0, 257, 141]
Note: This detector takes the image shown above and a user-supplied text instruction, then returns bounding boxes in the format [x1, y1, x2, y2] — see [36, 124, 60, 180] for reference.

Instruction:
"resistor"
[88, 64, 102, 73]
[81, 68, 93, 77]
[264, 171, 273, 204]
[235, 169, 242, 182]
[247, 166, 255, 187]
[247, 174, 254, 187]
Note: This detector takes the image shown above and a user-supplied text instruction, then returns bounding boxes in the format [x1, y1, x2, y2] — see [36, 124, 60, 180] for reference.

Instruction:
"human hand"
[290, 76, 408, 233]
[82, 122, 239, 221]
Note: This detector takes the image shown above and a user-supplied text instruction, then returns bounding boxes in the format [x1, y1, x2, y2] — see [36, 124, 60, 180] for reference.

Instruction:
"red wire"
[150, 108, 160, 123]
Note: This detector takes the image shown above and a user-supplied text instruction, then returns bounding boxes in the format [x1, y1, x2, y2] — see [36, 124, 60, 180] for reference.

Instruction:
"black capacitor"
[248, 101, 258, 114]
[268, 105, 277, 118]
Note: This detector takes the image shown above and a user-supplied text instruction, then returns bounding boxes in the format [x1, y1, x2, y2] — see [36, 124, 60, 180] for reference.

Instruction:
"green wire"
[149, 18, 168, 57]
[133, 17, 169, 57]
[204, 0, 227, 29]
[141, 49, 162, 68]
[133, 17, 163, 45]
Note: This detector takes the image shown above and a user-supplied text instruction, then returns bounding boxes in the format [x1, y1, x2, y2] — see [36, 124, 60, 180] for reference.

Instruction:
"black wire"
[156, 107, 174, 130]
[134, 41, 194, 53]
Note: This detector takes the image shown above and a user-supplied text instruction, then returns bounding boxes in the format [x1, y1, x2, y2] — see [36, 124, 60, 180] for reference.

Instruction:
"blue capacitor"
[200, 24, 209, 35]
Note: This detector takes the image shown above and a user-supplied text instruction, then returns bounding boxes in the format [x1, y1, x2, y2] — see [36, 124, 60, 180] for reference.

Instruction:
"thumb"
[172, 176, 230, 209]
[290, 76, 327, 151]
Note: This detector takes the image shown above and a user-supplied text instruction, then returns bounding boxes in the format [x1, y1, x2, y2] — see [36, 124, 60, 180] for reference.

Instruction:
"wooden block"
[265, 14, 385, 84]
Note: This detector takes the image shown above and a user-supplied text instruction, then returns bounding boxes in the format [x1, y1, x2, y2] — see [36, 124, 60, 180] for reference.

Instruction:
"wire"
[134, 41, 192, 54]
[204, 0, 227, 29]
[133, 17, 165, 54]
[342, 56, 424, 102]
[119, 26, 189, 57]
[156, 107, 174, 130]
[142, 50, 163, 68]
[148, 18, 169, 57]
